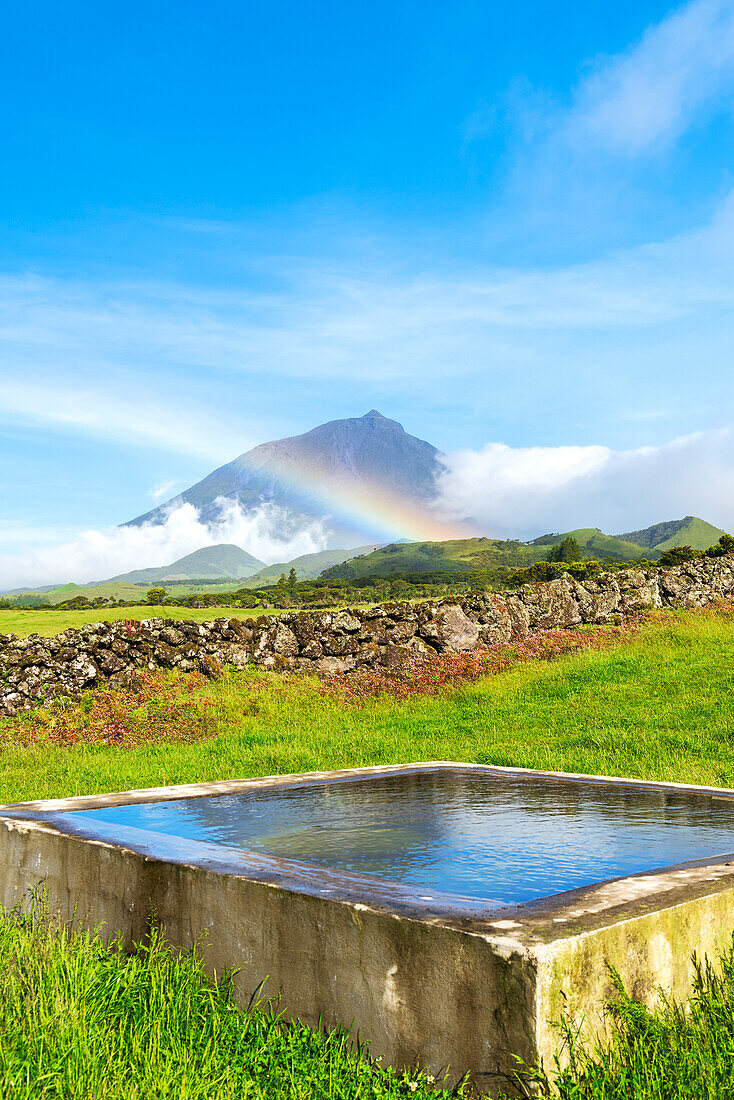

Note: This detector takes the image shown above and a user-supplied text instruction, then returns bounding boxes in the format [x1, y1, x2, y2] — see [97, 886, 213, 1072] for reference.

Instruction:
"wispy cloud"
[150, 480, 181, 502]
[566, 0, 734, 155]
[1, 191, 734, 451]
[0, 380, 249, 463]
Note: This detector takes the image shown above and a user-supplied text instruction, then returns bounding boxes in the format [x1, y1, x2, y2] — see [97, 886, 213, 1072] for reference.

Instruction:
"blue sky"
[2, 0, 734, 583]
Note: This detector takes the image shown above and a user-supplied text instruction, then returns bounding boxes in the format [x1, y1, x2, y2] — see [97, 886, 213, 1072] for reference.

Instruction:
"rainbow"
[250, 452, 470, 544]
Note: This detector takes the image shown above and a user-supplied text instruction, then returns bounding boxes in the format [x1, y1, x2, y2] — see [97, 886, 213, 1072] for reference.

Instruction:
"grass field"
[2, 607, 733, 804]
[0, 604, 284, 638]
[0, 600, 395, 639]
[2, 606, 734, 1097]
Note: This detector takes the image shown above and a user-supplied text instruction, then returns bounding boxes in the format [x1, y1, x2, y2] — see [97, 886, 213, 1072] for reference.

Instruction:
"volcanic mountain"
[126, 411, 455, 546]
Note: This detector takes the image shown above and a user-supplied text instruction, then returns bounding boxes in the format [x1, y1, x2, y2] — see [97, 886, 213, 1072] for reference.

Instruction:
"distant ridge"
[320, 516, 728, 581]
[243, 544, 384, 587]
[4, 515, 726, 600]
[109, 544, 265, 585]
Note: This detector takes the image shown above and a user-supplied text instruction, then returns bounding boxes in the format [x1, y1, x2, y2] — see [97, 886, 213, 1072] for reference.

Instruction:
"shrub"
[658, 545, 700, 567]
[548, 537, 581, 563]
[705, 533, 734, 558]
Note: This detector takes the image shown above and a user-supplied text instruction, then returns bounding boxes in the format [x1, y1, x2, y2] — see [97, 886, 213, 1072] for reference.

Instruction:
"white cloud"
[0, 500, 327, 590]
[567, 0, 734, 154]
[436, 427, 734, 538]
[150, 480, 181, 502]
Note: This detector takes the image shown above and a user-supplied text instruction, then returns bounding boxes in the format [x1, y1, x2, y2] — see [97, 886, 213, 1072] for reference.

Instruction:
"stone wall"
[2, 556, 733, 716]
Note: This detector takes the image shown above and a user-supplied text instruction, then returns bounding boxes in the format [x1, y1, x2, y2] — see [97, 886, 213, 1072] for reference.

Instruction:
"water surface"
[68, 771, 734, 905]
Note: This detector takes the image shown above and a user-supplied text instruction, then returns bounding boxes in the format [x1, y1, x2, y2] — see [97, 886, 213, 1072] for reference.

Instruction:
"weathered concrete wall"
[4, 764, 734, 1095]
[0, 816, 538, 1093]
[3, 555, 734, 716]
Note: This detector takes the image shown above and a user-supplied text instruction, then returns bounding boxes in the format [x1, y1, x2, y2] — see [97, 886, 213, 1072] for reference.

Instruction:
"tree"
[146, 587, 168, 605]
[549, 537, 580, 564]
[57, 595, 90, 610]
[287, 567, 298, 591]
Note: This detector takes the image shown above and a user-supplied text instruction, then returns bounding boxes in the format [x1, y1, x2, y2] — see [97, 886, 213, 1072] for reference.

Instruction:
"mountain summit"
[126, 411, 450, 546]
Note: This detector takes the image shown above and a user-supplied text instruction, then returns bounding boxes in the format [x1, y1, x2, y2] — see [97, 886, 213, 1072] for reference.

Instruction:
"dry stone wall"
[2, 556, 734, 716]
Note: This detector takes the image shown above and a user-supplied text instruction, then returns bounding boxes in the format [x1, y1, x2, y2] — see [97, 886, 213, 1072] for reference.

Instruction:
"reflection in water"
[70, 772, 734, 905]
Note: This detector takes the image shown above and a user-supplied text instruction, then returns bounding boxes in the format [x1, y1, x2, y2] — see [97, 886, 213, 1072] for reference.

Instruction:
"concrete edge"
[3, 759, 734, 813]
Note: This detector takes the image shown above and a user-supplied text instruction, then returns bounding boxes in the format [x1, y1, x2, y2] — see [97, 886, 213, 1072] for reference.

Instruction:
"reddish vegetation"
[2, 610, 702, 749]
[319, 618, 650, 703]
[8, 671, 216, 750]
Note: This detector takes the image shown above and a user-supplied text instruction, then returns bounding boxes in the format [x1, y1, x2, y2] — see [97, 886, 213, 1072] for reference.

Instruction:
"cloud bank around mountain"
[0, 501, 327, 591]
[435, 427, 734, 539]
[3, 423, 734, 590]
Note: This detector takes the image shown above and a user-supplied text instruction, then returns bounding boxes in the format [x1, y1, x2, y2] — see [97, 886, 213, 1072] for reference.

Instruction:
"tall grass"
[0, 899, 449, 1100]
[544, 950, 734, 1099]
[4, 902, 734, 1099]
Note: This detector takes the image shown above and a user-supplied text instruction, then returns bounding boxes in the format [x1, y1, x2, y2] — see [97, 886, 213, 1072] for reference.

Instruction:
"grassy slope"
[321, 519, 730, 580]
[652, 516, 726, 552]
[322, 537, 538, 578]
[20, 578, 251, 607]
[11, 548, 381, 605]
[322, 530, 661, 579]
[47, 581, 149, 602]
[245, 544, 384, 586]
[7, 580, 148, 605]
[2, 609, 733, 803]
[541, 528, 650, 561]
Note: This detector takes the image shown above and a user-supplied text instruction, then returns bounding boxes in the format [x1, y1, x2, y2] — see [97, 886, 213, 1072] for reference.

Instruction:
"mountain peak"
[125, 410, 444, 545]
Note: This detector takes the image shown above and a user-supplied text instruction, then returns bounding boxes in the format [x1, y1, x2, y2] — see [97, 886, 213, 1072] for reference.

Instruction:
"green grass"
[0, 901, 444, 1100]
[3, 606, 734, 1098]
[41, 580, 152, 603]
[5, 898, 734, 1100]
[2, 607, 734, 804]
[546, 948, 734, 1099]
[0, 604, 283, 639]
[0, 600, 393, 639]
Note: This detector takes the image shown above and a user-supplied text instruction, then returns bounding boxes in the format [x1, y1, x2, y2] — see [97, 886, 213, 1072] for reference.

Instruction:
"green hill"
[109, 544, 265, 584]
[321, 517, 727, 581]
[320, 537, 538, 580]
[43, 581, 148, 605]
[244, 544, 384, 587]
[531, 528, 652, 562]
[616, 516, 726, 553]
